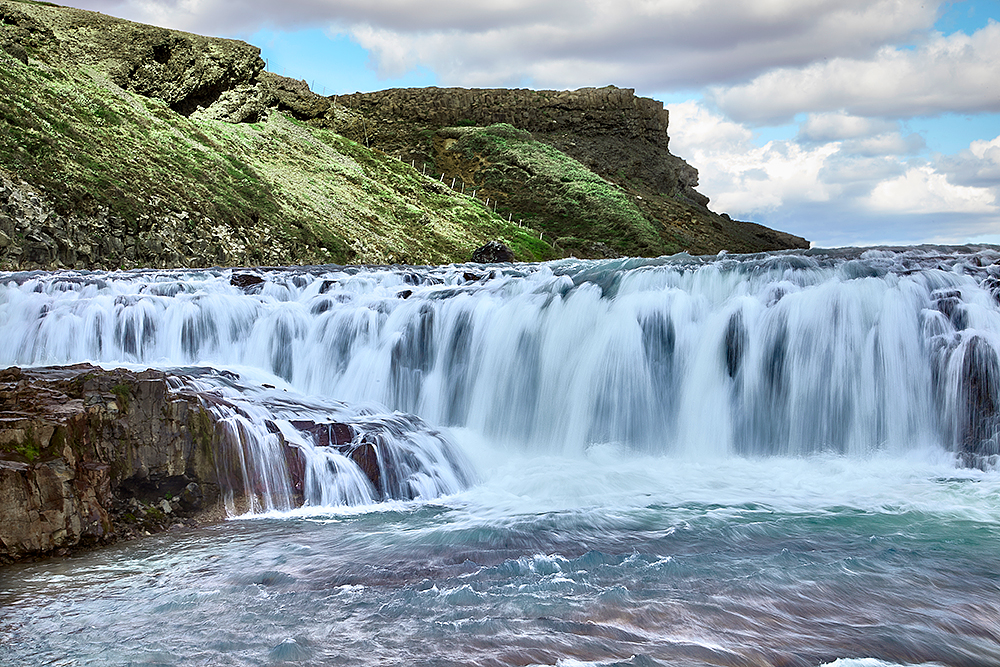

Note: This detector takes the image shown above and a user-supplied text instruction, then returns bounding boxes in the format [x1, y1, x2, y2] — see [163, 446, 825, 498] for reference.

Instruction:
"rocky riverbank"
[0, 365, 227, 563]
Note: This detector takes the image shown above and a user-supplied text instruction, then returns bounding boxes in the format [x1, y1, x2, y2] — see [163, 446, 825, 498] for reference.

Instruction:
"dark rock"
[283, 444, 306, 502]
[178, 482, 204, 511]
[471, 241, 514, 263]
[960, 336, 1000, 461]
[933, 288, 967, 330]
[346, 441, 381, 496]
[289, 420, 354, 448]
[231, 273, 264, 291]
[981, 276, 1000, 305]
[462, 272, 481, 282]
[397, 289, 413, 299]
[724, 311, 747, 379]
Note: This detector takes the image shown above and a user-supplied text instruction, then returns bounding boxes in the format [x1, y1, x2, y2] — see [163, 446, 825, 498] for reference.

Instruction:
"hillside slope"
[0, 0, 549, 270]
[0, 0, 805, 270]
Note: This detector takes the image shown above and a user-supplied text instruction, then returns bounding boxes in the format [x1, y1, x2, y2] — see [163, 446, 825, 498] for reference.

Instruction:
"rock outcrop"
[0, 0, 806, 270]
[0, 365, 225, 562]
[331, 88, 807, 256]
[337, 86, 703, 203]
[471, 240, 515, 263]
[1, 0, 268, 121]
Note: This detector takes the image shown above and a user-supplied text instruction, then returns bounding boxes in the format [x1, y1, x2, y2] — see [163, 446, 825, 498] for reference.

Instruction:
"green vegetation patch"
[0, 44, 554, 266]
[438, 124, 674, 258]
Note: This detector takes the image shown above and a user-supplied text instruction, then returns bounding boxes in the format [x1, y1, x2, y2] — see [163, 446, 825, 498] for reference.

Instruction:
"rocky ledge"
[0, 365, 224, 562]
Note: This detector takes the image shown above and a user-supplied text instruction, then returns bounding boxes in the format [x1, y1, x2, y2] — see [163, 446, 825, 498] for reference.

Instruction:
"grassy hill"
[0, 0, 804, 271]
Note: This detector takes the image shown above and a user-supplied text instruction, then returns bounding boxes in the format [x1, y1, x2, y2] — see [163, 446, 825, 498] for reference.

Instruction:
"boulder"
[471, 241, 514, 263]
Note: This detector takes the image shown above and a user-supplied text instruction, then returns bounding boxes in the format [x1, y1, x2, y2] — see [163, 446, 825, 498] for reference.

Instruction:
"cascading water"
[2, 247, 998, 471]
[164, 369, 474, 512]
[4, 247, 1000, 667]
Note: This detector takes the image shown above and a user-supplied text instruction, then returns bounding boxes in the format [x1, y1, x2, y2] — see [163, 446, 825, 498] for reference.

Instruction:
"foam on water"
[4, 248, 1000, 465]
[4, 248, 1000, 666]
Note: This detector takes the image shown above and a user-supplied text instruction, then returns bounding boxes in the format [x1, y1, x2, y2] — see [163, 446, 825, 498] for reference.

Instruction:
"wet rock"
[933, 289, 967, 330]
[289, 420, 354, 448]
[959, 336, 1000, 462]
[471, 241, 514, 263]
[981, 276, 1000, 305]
[230, 273, 264, 291]
[0, 364, 222, 562]
[346, 441, 381, 497]
[724, 311, 747, 379]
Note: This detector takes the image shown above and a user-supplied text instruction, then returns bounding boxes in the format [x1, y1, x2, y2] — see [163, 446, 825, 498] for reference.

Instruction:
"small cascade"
[165, 370, 474, 512]
[3, 247, 1000, 477]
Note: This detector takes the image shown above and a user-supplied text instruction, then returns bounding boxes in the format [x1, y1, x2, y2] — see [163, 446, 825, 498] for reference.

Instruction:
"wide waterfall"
[4, 247, 1000, 667]
[2, 246, 998, 471]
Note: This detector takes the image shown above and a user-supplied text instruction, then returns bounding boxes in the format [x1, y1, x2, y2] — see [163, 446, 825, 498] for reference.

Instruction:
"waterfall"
[3, 246, 999, 508]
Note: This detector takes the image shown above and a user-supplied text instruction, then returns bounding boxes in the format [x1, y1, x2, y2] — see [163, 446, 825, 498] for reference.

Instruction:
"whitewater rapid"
[2, 246, 999, 466]
[4, 247, 1000, 667]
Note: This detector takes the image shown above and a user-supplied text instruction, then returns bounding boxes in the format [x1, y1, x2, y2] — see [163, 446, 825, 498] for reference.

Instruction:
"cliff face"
[0, 0, 805, 269]
[336, 86, 703, 204]
[330, 87, 808, 257]
[0, 365, 223, 562]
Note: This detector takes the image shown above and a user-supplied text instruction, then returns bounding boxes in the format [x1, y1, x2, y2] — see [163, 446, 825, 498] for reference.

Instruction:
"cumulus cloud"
[668, 101, 841, 214]
[797, 112, 898, 143]
[937, 135, 1000, 188]
[711, 21, 1000, 124]
[667, 101, 999, 245]
[67, 0, 940, 90]
[867, 166, 996, 214]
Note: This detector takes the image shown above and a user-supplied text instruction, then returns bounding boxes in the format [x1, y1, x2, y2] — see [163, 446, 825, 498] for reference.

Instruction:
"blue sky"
[69, 0, 1000, 248]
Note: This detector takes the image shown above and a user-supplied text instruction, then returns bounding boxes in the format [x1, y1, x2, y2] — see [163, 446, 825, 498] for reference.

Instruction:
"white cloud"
[798, 112, 897, 142]
[842, 132, 926, 157]
[867, 166, 996, 214]
[711, 21, 1000, 124]
[667, 101, 999, 245]
[67, 0, 941, 90]
[668, 101, 840, 214]
[937, 135, 1000, 188]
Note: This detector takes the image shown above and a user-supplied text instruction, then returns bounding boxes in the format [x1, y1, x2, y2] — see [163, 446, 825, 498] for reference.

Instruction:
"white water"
[3, 247, 1000, 466]
[4, 247, 1000, 667]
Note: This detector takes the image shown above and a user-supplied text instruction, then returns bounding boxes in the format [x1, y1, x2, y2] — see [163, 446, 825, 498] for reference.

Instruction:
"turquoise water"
[2, 451, 999, 666]
[2, 248, 1000, 665]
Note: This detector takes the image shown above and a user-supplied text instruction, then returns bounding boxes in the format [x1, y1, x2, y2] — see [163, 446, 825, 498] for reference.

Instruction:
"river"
[1, 247, 999, 666]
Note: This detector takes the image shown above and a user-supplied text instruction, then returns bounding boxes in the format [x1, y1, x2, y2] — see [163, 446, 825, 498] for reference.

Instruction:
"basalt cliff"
[0, 0, 805, 271]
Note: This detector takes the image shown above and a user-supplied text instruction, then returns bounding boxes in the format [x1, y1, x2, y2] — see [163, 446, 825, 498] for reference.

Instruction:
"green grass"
[0, 44, 552, 267]
[440, 124, 675, 257]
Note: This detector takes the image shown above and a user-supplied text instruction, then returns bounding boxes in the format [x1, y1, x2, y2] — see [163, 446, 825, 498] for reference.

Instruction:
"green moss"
[0, 33, 564, 267]
[144, 506, 165, 522]
[2, 437, 41, 463]
[110, 383, 131, 412]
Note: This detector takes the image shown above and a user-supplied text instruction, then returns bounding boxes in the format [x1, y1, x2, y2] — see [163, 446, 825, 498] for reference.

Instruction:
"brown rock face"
[332, 87, 808, 255]
[0, 365, 223, 562]
[337, 86, 702, 204]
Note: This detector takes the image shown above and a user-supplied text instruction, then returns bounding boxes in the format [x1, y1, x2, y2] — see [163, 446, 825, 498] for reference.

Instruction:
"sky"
[65, 0, 1000, 248]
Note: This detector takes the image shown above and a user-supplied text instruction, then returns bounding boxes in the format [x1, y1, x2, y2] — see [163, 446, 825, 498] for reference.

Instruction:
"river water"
[1, 247, 999, 667]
